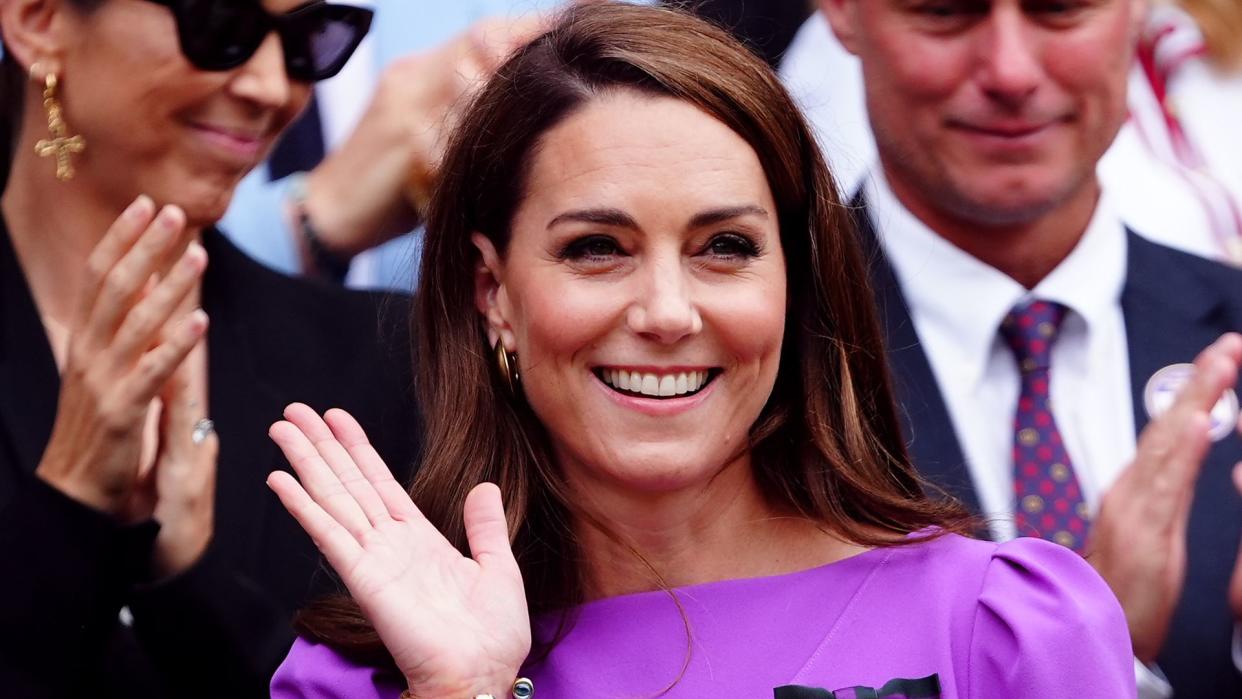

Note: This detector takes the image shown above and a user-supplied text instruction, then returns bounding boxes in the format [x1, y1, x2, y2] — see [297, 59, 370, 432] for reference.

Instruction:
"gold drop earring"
[32, 67, 86, 181]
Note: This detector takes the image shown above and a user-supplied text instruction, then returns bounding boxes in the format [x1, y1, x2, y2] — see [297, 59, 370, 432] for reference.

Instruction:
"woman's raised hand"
[267, 404, 531, 697]
[36, 196, 208, 520]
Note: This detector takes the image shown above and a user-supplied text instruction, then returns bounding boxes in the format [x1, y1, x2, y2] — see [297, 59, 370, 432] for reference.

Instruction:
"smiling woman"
[266, 4, 1137, 699]
[0, 1, 418, 697]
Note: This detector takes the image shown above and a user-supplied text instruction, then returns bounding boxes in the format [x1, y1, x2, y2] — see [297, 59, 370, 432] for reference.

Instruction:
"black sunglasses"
[143, 0, 374, 82]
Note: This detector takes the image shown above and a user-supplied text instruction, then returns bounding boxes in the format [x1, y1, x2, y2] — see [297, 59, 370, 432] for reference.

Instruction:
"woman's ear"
[472, 232, 517, 351]
[1, 0, 68, 74]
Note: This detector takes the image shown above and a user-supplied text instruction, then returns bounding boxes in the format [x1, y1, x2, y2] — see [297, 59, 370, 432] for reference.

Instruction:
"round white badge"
[1143, 363, 1240, 442]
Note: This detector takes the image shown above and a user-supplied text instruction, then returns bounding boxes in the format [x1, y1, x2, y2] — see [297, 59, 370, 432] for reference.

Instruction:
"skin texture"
[0, 0, 313, 576]
[268, 92, 858, 697]
[25, 0, 311, 226]
[822, 0, 1242, 664]
[822, 0, 1145, 287]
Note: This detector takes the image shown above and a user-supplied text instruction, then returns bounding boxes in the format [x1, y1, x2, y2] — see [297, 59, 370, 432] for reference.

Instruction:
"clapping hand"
[267, 404, 531, 697]
[299, 14, 547, 262]
[1087, 333, 1242, 661]
[36, 197, 210, 522]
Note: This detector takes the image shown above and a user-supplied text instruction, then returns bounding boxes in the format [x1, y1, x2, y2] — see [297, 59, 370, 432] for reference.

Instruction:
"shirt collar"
[866, 170, 1128, 387]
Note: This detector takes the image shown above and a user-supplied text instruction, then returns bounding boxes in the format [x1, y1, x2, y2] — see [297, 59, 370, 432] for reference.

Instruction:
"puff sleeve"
[967, 537, 1136, 697]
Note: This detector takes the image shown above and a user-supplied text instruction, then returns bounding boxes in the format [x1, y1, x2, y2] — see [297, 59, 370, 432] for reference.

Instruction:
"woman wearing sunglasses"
[0, 1, 417, 697]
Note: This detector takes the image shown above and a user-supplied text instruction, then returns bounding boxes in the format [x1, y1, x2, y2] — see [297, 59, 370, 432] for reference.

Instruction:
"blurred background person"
[782, 0, 1242, 265]
[267, 5, 1134, 698]
[219, 0, 563, 290]
[221, 0, 813, 291]
[1100, 0, 1242, 262]
[0, 0, 418, 696]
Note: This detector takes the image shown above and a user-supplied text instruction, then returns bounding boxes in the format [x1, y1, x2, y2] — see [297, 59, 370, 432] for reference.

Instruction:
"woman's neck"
[569, 453, 865, 601]
[2, 142, 200, 328]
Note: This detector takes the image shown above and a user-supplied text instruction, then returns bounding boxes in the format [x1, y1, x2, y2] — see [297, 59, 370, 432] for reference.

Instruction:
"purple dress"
[271, 534, 1136, 698]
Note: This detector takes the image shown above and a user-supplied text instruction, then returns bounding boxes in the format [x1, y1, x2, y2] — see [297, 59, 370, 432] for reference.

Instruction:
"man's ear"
[819, 0, 862, 56]
[471, 232, 517, 351]
[1, 0, 69, 75]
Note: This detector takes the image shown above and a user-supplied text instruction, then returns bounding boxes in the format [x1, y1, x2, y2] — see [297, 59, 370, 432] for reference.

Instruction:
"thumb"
[463, 482, 517, 572]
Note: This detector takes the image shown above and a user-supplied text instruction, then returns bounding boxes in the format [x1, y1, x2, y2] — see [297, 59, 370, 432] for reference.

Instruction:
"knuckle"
[64, 355, 93, 384]
[126, 305, 161, 336]
[98, 400, 136, 437]
[134, 352, 168, 385]
[102, 267, 136, 300]
[85, 256, 110, 284]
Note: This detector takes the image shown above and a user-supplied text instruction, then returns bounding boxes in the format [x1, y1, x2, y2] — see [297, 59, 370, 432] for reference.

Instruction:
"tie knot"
[1000, 301, 1066, 372]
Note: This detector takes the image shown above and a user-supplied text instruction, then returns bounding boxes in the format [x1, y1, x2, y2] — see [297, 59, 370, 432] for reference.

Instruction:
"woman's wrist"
[401, 675, 531, 699]
[34, 458, 125, 515]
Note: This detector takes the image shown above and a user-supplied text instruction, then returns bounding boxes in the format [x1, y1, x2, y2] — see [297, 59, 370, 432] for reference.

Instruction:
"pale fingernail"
[127, 195, 153, 220]
[156, 205, 186, 232]
[183, 243, 207, 269]
[185, 308, 208, 335]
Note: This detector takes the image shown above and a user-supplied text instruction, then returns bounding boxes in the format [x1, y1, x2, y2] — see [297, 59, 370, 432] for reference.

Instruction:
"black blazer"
[857, 206, 1242, 696]
[0, 220, 420, 698]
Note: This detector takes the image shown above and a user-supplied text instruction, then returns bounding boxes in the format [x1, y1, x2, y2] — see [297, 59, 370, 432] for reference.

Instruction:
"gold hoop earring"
[33, 71, 86, 181]
[494, 339, 520, 395]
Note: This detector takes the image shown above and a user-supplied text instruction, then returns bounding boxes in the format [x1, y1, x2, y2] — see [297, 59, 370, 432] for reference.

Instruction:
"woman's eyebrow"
[689, 204, 768, 228]
[547, 208, 637, 230]
[547, 205, 768, 231]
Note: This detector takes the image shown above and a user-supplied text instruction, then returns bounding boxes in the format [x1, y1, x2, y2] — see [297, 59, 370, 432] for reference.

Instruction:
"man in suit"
[818, 1, 1242, 696]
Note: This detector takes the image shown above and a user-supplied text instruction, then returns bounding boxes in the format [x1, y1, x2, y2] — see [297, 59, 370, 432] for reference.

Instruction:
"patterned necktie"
[1000, 301, 1091, 553]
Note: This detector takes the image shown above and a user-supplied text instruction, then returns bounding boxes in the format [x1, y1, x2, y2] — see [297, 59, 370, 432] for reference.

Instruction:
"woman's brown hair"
[296, 2, 967, 669]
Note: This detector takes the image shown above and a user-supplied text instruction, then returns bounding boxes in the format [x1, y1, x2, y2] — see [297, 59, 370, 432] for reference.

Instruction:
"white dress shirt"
[867, 172, 1137, 540]
[866, 171, 1189, 697]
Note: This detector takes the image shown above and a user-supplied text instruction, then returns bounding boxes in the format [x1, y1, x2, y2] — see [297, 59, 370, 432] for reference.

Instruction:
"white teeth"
[641, 374, 660, 396]
[599, 368, 713, 397]
[658, 375, 676, 396]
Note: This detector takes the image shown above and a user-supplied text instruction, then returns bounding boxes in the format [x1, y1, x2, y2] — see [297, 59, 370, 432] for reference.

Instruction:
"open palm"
[267, 404, 530, 696]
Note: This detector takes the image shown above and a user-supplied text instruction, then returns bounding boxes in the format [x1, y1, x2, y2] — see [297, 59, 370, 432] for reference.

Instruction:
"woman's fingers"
[463, 482, 518, 576]
[74, 196, 155, 329]
[267, 470, 363, 569]
[110, 242, 207, 368]
[269, 415, 376, 540]
[117, 310, 208, 407]
[285, 405, 394, 528]
[84, 205, 186, 342]
[323, 408, 421, 520]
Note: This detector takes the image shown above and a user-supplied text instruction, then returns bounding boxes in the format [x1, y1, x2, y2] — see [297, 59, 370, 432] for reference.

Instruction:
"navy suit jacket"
[857, 206, 1242, 696]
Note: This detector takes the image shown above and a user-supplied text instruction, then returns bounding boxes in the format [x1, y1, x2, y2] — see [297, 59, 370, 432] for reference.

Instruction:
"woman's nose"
[229, 34, 294, 110]
[625, 258, 703, 344]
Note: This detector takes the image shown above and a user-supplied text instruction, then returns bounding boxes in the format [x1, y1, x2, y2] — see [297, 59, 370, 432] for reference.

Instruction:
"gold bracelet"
[400, 677, 533, 699]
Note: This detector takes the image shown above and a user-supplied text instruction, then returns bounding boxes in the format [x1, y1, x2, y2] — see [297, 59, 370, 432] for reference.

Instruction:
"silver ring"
[191, 418, 215, 445]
